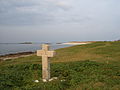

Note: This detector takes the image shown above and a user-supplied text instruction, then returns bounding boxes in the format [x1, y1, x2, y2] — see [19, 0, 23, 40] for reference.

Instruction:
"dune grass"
[0, 41, 120, 90]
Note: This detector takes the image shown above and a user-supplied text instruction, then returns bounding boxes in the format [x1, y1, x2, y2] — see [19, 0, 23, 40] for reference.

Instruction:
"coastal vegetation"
[0, 41, 120, 90]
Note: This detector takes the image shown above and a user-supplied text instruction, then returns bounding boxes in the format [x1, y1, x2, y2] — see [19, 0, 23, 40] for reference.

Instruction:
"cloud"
[0, 0, 73, 26]
[0, 0, 53, 25]
[0, 0, 119, 26]
[55, 1, 71, 10]
[15, 6, 40, 13]
[0, 0, 120, 42]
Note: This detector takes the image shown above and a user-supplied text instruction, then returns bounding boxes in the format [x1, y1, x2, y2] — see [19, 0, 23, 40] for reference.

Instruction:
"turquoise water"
[0, 44, 72, 55]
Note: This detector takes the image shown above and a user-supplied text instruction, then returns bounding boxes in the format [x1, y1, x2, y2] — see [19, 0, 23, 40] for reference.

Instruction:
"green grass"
[0, 41, 120, 90]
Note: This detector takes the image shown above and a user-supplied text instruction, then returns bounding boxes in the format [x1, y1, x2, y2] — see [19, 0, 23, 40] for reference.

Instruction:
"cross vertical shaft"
[42, 55, 50, 80]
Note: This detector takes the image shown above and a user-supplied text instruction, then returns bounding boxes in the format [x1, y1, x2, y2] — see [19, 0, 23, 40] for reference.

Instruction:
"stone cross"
[37, 44, 55, 82]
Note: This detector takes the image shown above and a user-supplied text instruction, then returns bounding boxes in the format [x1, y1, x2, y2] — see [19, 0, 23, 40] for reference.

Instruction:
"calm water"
[0, 44, 72, 55]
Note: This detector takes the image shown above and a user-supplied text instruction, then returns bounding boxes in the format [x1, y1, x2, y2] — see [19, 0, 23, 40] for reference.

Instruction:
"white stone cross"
[37, 44, 55, 82]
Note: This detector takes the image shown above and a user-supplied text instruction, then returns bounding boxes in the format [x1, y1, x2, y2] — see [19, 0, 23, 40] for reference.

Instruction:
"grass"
[0, 41, 120, 90]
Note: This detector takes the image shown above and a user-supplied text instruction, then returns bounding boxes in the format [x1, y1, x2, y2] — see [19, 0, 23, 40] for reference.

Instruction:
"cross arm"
[47, 51, 56, 57]
[37, 50, 43, 56]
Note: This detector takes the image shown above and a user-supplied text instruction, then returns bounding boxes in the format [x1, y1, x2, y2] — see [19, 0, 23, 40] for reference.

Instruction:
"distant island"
[56, 43, 62, 44]
[19, 42, 33, 44]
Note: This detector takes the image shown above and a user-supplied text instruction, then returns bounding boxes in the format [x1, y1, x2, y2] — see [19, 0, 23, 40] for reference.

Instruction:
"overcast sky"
[0, 0, 120, 43]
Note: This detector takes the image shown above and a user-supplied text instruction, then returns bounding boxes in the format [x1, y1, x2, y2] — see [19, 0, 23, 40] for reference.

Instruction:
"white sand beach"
[62, 41, 94, 45]
[62, 42, 88, 45]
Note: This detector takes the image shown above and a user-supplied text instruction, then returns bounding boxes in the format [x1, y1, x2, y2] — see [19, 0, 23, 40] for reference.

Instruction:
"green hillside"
[0, 41, 120, 90]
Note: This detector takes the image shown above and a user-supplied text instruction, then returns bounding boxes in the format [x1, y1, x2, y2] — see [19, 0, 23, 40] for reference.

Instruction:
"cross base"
[42, 77, 58, 82]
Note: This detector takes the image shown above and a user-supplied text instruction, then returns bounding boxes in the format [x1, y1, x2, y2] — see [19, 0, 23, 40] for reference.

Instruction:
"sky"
[0, 0, 120, 43]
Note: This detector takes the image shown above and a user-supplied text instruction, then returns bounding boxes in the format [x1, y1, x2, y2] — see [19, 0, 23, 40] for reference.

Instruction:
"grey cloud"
[0, 0, 120, 43]
[0, 0, 120, 33]
[0, 0, 51, 25]
[0, 0, 74, 25]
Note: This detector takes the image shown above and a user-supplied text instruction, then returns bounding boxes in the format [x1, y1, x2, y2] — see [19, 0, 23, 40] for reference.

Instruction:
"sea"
[0, 43, 73, 55]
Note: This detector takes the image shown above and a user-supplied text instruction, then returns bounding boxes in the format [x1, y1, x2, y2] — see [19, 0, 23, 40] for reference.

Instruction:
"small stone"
[61, 79, 66, 82]
[34, 80, 39, 83]
[49, 78, 53, 82]
[43, 79, 47, 82]
[53, 77, 58, 80]
[49, 77, 58, 82]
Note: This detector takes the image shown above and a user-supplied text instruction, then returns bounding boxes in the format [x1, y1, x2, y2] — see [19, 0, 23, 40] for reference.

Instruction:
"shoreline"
[0, 51, 35, 61]
[0, 45, 74, 61]
[0, 42, 92, 61]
